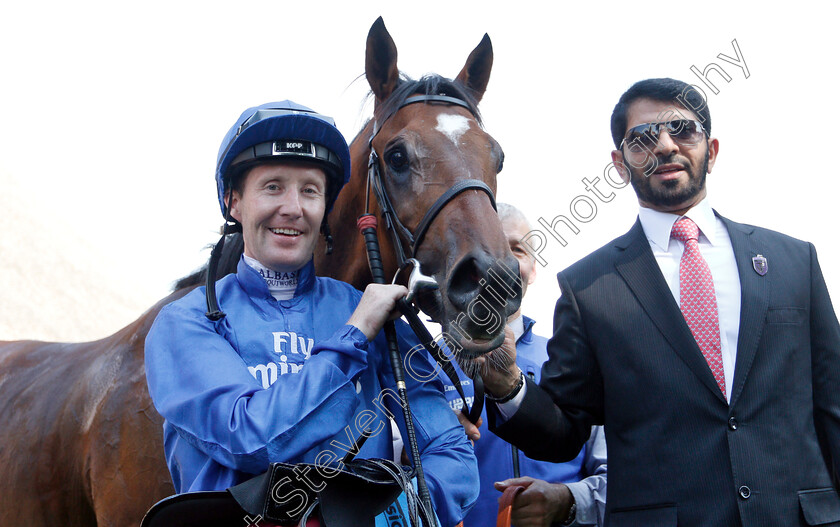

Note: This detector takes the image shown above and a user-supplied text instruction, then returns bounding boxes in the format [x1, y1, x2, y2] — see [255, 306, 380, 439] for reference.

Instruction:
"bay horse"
[0, 240, 237, 527]
[0, 17, 518, 527]
[317, 17, 520, 360]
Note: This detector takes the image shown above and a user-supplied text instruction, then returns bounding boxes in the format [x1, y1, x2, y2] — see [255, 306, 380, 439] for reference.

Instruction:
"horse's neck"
[119, 286, 198, 355]
[314, 122, 403, 290]
[315, 196, 398, 290]
[313, 131, 361, 288]
[314, 218, 372, 290]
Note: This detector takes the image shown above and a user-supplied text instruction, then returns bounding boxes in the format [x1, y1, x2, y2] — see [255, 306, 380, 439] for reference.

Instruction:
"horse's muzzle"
[443, 252, 522, 349]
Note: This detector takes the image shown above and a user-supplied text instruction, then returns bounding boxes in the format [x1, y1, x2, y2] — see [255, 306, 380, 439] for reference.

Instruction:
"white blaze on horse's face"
[435, 113, 471, 147]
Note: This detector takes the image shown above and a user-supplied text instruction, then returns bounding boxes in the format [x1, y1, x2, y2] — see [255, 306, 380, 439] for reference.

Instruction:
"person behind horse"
[446, 203, 606, 527]
[144, 101, 478, 527]
[480, 78, 840, 526]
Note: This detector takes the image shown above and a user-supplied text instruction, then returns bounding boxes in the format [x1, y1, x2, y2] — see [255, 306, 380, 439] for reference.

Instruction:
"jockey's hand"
[348, 284, 408, 340]
[455, 409, 482, 442]
[475, 325, 522, 398]
[494, 477, 573, 527]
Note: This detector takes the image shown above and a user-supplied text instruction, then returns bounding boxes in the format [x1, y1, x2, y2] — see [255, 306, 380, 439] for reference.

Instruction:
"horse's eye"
[497, 152, 505, 173]
[385, 146, 409, 172]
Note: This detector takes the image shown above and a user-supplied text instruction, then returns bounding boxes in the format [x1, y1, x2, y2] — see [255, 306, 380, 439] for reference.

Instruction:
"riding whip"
[357, 213, 435, 525]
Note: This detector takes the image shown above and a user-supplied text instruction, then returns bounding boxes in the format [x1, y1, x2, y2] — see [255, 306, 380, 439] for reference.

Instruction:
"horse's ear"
[455, 34, 493, 103]
[365, 16, 399, 103]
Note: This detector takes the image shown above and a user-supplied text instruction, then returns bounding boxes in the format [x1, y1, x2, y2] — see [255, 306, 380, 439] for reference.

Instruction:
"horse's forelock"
[372, 75, 482, 127]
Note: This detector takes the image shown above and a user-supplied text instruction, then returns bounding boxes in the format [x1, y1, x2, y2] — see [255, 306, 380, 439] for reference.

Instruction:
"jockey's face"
[230, 161, 327, 272]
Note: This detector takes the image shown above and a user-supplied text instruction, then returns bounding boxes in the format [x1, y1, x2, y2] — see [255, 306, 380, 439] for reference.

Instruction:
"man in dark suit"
[482, 78, 840, 526]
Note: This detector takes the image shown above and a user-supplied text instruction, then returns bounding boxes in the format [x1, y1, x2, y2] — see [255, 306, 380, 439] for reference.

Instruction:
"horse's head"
[357, 18, 522, 360]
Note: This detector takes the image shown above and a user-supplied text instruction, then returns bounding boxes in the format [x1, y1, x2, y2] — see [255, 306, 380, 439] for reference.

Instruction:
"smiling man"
[481, 78, 840, 526]
[231, 161, 329, 273]
[144, 101, 478, 527]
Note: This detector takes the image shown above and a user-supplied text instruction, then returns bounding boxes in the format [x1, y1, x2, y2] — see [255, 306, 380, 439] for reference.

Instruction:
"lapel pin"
[752, 254, 768, 276]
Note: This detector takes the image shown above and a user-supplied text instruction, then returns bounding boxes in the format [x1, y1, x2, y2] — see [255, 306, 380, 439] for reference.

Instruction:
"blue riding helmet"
[215, 100, 352, 217]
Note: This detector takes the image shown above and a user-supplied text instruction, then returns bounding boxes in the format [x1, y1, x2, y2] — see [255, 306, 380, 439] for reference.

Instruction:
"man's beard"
[624, 150, 709, 208]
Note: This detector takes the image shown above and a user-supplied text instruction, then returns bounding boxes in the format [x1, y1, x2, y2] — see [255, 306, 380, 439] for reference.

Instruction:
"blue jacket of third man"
[437, 317, 590, 527]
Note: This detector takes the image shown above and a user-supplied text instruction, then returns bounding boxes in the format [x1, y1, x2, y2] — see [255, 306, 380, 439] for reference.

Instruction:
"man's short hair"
[498, 203, 536, 263]
[498, 202, 532, 232]
[610, 78, 712, 149]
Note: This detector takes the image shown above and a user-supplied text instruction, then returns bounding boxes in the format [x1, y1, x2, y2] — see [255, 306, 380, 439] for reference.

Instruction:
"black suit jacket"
[491, 215, 840, 526]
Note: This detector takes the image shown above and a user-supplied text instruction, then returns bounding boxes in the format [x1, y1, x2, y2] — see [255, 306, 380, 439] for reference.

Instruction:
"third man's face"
[502, 216, 537, 300]
[610, 98, 719, 215]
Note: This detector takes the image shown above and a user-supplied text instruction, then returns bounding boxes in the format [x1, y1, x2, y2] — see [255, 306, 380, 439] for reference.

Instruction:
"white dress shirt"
[638, 198, 741, 402]
[499, 197, 742, 416]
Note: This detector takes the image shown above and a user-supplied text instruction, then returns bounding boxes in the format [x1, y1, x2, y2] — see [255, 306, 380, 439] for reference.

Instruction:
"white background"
[2, 1, 838, 341]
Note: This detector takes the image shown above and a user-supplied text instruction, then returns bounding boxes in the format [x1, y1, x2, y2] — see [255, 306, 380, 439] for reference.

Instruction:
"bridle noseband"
[365, 94, 497, 270]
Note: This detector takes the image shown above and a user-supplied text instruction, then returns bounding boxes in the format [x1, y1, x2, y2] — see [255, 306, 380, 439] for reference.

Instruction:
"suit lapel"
[719, 214, 770, 407]
[614, 220, 728, 403]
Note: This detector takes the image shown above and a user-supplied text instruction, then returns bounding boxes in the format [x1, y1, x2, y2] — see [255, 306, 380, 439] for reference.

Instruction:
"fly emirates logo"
[247, 331, 314, 388]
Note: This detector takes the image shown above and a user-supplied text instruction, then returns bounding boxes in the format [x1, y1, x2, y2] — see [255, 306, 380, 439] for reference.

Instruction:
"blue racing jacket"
[145, 257, 479, 527]
[437, 317, 607, 527]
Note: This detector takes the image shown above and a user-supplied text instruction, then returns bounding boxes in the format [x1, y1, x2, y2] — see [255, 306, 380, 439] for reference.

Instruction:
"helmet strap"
[321, 218, 334, 256]
[205, 192, 241, 320]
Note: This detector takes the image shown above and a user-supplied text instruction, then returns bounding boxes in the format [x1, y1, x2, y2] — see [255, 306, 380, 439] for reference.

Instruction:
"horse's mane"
[172, 233, 245, 292]
[372, 74, 483, 127]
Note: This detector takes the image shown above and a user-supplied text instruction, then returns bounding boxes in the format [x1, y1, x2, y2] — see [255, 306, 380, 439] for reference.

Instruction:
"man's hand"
[347, 284, 408, 340]
[494, 477, 573, 527]
[455, 409, 482, 442]
[476, 325, 522, 398]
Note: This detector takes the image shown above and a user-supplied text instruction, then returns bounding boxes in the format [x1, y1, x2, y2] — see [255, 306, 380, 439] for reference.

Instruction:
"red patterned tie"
[671, 217, 726, 396]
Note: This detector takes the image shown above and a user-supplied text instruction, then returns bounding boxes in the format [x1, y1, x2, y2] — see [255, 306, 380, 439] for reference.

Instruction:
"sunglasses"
[620, 119, 706, 153]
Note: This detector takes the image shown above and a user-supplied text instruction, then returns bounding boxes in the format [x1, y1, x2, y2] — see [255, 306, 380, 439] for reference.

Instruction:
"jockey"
[144, 101, 478, 527]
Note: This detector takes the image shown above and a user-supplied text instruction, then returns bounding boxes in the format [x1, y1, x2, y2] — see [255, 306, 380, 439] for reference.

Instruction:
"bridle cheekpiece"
[364, 94, 497, 270]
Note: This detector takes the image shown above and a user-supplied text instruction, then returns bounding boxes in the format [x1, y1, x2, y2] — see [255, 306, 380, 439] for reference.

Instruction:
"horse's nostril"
[448, 257, 482, 310]
[446, 253, 511, 312]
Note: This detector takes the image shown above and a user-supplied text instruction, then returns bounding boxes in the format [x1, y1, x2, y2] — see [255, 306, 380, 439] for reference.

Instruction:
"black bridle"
[365, 94, 497, 269]
[356, 92, 496, 524]
[361, 91, 492, 421]
[364, 93, 490, 420]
